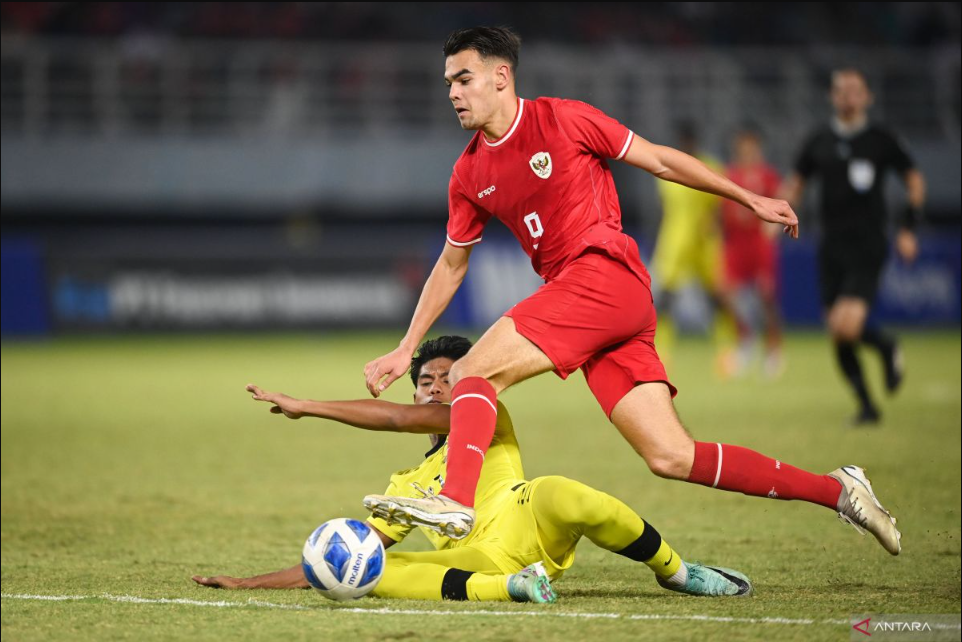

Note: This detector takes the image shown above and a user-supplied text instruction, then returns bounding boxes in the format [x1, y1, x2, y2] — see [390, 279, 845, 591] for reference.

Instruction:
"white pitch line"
[1, 593, 848, 627]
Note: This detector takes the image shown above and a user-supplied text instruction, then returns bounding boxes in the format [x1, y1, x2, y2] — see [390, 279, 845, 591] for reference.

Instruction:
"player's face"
[733, 134, 762, 165]
[444, 49, 499, 131]
[831, 72, 872, 119]
[413, 357, 455, 405]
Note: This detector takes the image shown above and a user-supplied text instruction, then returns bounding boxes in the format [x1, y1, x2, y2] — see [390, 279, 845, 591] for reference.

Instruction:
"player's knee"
[449, 360, 504, 394]
[537, 476, 604, 526]
[829, 321, 859, 343]
[644, 451, 690, 480]
[448, 360, 467, 387]
[448, 359, 481, 387]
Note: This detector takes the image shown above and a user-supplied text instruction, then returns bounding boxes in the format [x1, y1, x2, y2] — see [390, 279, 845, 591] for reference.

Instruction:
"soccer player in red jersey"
[362, 27, 900, 555]
[720, 127, 785, 377]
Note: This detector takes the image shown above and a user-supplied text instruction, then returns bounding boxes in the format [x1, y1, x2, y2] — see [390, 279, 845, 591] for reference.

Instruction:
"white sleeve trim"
[446, 235, 483, 247]
[615, 130, 634, 160]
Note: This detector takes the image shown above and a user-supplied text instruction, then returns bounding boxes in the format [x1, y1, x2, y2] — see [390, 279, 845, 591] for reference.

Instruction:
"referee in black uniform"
[782, 68, 926, 425]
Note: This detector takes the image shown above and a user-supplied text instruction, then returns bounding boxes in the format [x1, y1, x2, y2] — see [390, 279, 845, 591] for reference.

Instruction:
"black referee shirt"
[794, 122, 915, 245]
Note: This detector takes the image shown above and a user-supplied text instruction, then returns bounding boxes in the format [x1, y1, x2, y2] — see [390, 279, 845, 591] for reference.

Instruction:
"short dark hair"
[831, 67, 870, 89]
[409, 335, 473, 387]
[675, 119, 699, 144]
[442, 26, 521, 74]
[735, 121, 764, 142]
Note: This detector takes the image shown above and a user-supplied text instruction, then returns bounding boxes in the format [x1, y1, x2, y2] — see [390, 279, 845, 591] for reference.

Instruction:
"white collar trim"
[483, 98, 524, 147]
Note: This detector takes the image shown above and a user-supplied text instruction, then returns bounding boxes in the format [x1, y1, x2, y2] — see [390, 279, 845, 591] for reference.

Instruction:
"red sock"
[440, 377, 498, 507]
[687, 441, 842, 510]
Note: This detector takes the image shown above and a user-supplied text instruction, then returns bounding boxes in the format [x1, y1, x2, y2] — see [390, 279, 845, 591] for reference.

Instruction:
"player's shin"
[441, 568, 512, 601]
[373, 562, 511, 601]
[835, 342, 878, 416]
[687, 441, 842, 509]
[440, 377, 498, 507]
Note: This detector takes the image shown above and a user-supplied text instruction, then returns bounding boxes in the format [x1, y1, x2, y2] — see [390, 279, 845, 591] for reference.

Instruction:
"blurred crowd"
[2, 2, 958, 47]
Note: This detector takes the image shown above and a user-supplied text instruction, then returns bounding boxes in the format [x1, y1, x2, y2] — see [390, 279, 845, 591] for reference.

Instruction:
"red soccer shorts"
[724, 235, 778, 299]
[504, 248, 677, 419]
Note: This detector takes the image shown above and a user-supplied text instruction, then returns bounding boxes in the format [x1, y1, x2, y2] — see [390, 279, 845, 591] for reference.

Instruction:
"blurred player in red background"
[720, 126, 784, 378]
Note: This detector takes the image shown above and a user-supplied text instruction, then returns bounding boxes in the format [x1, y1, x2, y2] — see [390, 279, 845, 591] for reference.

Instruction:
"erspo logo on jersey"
[478, 185, 496, 199]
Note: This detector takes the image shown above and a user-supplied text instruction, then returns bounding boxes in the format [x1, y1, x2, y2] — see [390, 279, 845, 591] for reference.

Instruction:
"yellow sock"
[466, 573, 511, 601]
[642, 536, 683, 580]
[713, 310, 738, 353]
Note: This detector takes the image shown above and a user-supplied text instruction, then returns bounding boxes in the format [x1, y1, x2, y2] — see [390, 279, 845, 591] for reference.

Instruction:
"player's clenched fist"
[364, 347, 413, 397]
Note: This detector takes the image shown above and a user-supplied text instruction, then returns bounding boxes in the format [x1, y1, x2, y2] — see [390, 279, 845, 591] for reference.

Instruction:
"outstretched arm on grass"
[192, 529, 396, 590]
[245, 384, 452, 434]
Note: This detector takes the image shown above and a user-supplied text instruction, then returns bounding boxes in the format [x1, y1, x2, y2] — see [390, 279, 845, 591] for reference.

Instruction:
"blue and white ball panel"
[323, 532, 353, 582]
[345, 518, 372, 543]
[308, 523, 329, 548]
[301, 556, 331, 591]
[358, 545, 384, 588]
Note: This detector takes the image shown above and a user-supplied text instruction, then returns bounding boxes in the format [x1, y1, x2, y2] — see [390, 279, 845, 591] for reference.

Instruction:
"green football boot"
[507, 562, 557, 604]
[657, 561, 754, 597]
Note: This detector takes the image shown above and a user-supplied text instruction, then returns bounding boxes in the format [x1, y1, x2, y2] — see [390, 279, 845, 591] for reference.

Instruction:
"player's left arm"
[621, 134, 799, 238]
[896, 168, 926, 263]
[246, 384, 451, 434]
[192, 565, 310, 590]
[192, 529, 396, 590]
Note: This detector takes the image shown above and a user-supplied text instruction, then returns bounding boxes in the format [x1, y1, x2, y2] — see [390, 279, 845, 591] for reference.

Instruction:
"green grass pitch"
[2, 330, 960, 641]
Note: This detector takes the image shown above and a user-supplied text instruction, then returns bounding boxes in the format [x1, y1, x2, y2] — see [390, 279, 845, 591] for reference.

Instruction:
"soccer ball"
[301, 518, 385, 601]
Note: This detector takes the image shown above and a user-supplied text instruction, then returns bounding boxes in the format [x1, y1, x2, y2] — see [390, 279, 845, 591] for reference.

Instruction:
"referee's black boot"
[851, 404, 881, 427]
[881, 341, 905, 394]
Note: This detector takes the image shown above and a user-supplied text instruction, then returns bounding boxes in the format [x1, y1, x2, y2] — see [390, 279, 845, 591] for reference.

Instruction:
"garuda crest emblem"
[529, 152, 552, 179]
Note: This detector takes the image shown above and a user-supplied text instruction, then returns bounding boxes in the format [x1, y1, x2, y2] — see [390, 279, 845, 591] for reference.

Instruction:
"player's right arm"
[621, 134, 799, 238]
[246, 384, 451, 434]
[895, 168, 925, 263]
[365, 169, 488, 397]
[364, 241, 472, 397]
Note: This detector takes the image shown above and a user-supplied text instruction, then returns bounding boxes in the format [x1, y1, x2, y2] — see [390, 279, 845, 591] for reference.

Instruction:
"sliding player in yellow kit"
[193, 336, 752, 601]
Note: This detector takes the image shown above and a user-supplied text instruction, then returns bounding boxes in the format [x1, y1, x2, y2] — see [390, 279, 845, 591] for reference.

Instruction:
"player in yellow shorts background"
[193, 336, 752, 601]
[652, 122, 740, 373]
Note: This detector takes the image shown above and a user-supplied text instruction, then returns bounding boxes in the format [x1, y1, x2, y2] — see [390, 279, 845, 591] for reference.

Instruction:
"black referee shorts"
[818, 241, 888, 308]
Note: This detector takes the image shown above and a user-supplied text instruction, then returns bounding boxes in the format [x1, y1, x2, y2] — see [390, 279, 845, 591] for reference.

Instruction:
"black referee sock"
[862, 325, 903, 393]
[835, 342, 875, 411]
[861, 325, 894, 355]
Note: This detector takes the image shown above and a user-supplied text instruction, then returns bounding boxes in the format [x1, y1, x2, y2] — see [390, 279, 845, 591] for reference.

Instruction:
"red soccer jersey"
[721, 163, 781, 245]
[446, 96, 647, 286]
